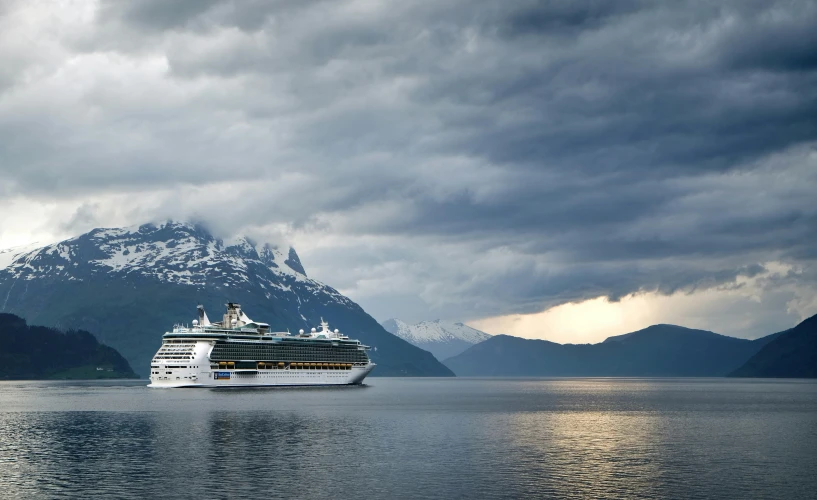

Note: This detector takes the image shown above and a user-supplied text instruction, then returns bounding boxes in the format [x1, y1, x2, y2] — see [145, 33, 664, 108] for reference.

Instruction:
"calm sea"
[1, 378, 816, 499]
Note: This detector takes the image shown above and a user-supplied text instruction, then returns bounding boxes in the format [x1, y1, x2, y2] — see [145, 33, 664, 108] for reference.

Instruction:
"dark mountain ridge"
[730, 313, 817, 378]
[0, 313, 136, 379]
[444, 324, 783, 377]
[0, 221, 453, 378]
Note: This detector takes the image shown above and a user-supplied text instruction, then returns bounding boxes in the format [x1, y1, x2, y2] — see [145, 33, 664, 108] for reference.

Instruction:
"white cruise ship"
[148, 303, 375, 388]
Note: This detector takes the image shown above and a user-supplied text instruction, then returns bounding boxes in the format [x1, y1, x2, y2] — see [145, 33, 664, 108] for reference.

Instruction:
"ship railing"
[172, 325, 207, 334]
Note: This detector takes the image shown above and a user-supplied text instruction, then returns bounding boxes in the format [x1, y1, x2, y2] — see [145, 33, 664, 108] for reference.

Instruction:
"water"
[1, 378, 815, 499]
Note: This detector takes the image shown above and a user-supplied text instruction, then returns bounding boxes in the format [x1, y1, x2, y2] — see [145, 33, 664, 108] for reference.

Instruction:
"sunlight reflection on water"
[0, 378, 815, 499]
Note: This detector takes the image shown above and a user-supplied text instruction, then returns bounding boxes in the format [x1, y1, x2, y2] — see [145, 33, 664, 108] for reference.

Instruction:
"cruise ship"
[148, 303, 375, 388]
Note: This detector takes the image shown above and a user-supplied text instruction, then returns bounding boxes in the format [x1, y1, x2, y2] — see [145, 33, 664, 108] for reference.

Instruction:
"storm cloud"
[0, 0, 815, 337]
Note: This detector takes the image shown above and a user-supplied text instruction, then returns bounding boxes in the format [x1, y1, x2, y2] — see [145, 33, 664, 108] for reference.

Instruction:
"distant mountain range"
[443, 324, 790, 377]
[3, 221, 812, 380]
[381, 318, 492, 360]
[730, 314, 817, 378]
[0, 221, 453, 378]
[0, 313, 136, 379]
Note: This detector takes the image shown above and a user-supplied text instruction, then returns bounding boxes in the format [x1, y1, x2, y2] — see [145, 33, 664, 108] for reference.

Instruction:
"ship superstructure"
[148, 303, 375, 388]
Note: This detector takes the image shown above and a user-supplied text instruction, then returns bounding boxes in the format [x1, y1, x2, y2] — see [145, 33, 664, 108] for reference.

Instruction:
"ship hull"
[148, 364, 375, 388]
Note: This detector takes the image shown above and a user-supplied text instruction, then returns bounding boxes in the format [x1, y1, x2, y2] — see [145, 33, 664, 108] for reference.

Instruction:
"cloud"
[470, 262, 817, 343]
[0, 0, 815, 337]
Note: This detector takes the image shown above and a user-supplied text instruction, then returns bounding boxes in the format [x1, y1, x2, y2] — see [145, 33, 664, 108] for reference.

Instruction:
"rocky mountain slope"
[0, 313, 136, 379]
[381, 318, 491, 360]
[730, 313, 817, 378]
[443, 324, 780, 377]
[0, 221, 453, 377]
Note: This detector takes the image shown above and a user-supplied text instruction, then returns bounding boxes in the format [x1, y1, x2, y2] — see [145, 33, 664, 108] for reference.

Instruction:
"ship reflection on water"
[0, 378, 815, 498]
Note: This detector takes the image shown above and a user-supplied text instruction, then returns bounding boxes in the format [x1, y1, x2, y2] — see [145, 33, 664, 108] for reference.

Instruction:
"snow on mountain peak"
[0, 243, 45, 272]
[383, 318, 491, 344]
[381, 318, 492, 360]
[0, 221, 319, 293]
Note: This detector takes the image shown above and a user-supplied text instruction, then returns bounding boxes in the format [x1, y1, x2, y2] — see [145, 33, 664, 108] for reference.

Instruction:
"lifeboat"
[278, 362, 285, 368]
[258, 362, 265, 369]
[227, 361, 235, 368]
[219, 361, 227, 368]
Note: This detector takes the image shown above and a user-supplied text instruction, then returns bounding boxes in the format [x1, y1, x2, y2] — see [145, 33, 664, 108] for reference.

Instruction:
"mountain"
[0, 221, 453, 378]
[381, 318, 492, 360]
[730, 313, 817, 378]
[0, 313, 136, 379]
[443, 324, 780, 377]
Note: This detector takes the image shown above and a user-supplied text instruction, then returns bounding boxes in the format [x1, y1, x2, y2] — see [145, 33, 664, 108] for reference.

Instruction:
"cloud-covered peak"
[0, 221, 310, 283]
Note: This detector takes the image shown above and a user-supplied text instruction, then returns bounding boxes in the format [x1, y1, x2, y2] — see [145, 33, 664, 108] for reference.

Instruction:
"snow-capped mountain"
[381, 318, 492, 361]
[0, 222, 343, 309]
[0, 221, 453, 377]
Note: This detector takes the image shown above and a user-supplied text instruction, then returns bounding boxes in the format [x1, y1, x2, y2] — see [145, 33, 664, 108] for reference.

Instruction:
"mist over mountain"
[730, 313, 817, 378]
[381, 318, 492, 361]
[444, 324, 783, 377]
[0, 221, 453, 378]
[0, 313, 136, 380]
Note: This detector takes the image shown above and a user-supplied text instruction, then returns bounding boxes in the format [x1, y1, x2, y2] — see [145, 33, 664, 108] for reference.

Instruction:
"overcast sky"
[1, 0, 815, 342]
